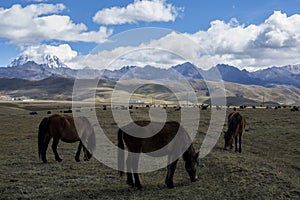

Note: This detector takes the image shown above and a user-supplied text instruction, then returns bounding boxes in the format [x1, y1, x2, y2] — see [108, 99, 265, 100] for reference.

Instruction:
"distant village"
[0, 95, 34, 101]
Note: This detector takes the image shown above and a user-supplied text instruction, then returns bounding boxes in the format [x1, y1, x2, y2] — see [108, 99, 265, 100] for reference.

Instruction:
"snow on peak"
[8, 55, 30, 67]
[42, 55, 67, 69]
[8, 54, 68, 69]
[283, 64, 300, 74]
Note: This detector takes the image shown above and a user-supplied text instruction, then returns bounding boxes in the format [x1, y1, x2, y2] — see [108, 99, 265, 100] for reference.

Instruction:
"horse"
[224, 112, 246, 153]
[38, 114, 96, 163]
[118, 120, 199, 189]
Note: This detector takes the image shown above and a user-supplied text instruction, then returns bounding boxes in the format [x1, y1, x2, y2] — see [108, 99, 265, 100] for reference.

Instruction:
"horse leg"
[133, 173, 142, 190]
[126, 153, 134, 188]
[165, 160, 178, 188]
[235, 135, 238, 152]
[83, 146, 88, 161]
[75, 141, 82, 162]
[132, 154, 142, 190]
[52, 138, 62, 162]
[42, 137, 51, 163]
[239, 134, 242, 153]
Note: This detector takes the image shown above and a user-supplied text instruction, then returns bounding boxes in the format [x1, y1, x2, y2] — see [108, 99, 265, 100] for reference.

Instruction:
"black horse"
[224, 112, 246, 153]
[118, 120, 199, 189]
[38, 114, 96, 163]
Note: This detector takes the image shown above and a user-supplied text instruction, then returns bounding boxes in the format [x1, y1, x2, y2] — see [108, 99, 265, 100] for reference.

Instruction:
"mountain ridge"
[1, 54, 300, 88]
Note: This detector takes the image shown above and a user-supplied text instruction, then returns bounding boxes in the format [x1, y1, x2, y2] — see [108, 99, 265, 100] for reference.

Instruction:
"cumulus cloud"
[0, 3, 112, 45]
[6, 7, 300, 71]
[189, 11, 300, 69]
[93, 0, 182, 25]
[71, 31, 210, 70]
[22, 44, 78, 63]
[75, 11, 300, 71]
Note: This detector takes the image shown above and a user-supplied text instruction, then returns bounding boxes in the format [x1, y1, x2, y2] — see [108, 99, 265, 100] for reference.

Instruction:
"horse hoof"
[75, 157, 80, 162]
[136, 186, 144, 191]
[165, 181, 174, 189]
[191, 176, 198, 182]
[56, 158, 63, 162]
[43, 160, 47, 163]
[126, 181, 134, 188]
[167, 184, 174, 189]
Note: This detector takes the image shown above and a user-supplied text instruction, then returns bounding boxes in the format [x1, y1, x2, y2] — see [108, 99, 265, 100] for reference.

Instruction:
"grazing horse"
[38, 114, 96, 163]
[224, 112, 246, 153]
[118, 120, 199, 189]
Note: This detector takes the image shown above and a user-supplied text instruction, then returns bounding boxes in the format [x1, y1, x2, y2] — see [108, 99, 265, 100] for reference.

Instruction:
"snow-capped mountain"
[42, 55, 68, 69]
[8, 54, 68, 69]
[283, 64, 300, 74]
[8, 55, 30, 67]
[250, 66, 300, 87]
[2, 54, 77, 79]
[1, 55, 300, 88]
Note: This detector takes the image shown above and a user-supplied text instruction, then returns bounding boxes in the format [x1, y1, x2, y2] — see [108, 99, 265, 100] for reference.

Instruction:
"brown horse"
[224, 112, 246, 153]
[38, 114, 96, 163]
[118, 120, 199, 189]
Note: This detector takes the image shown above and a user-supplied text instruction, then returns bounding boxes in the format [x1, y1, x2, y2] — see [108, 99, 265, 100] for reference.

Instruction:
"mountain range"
[1, 55, 300, 88]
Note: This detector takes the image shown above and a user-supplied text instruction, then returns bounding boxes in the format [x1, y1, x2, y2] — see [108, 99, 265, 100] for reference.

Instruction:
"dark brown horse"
[118, 120, 199, 189]
[224, 112, 246, 153]
[38, 114, 96, 163]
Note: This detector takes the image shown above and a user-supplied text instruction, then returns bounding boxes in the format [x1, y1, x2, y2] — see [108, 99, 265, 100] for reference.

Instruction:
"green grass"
[0, 102, 299, 199]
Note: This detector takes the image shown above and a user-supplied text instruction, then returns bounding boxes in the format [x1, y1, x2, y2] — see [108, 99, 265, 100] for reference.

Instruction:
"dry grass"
[0, 101, 299, 199]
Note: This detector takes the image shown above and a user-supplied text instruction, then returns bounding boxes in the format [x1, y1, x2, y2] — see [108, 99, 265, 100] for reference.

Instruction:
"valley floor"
[0, 101, 299, 199]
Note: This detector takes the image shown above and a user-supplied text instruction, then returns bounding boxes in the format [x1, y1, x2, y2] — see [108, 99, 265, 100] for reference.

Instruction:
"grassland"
[1, 77, 300, 105]
[0, 101, 299, 199]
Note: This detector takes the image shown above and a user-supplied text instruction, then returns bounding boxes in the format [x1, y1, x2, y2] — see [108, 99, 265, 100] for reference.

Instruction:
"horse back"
[227, 112, 246, 136]
[121, 121, 191, 156]
[47, 114, 80, 142]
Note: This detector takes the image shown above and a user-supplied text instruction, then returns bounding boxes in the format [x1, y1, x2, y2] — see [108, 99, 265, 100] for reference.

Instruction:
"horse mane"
[227, 113, 240, 133]
[183, 144, 196, 161]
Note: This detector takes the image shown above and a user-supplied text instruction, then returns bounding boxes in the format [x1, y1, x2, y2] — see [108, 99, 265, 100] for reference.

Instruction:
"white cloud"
[22, 44, 78, 63]
[75, 11, 300, 71]
[25, 0, 49, 2]
[189, 11, 300, 69]
[8, 9, 299, 71]
[70, 31, 210, 70]
[93, 0, 182, 25]
[0, 3, 112, 45]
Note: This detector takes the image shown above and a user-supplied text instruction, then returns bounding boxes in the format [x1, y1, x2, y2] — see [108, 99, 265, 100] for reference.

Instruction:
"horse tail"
[38, 117, 49, 159]
[117, 128, 125, 177]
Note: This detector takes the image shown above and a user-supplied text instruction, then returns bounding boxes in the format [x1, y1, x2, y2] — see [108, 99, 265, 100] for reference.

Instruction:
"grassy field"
[0, 101, 299, 199]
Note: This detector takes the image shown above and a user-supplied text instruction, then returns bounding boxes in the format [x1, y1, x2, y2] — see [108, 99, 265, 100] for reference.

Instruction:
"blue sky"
[1, 0, 300, 70]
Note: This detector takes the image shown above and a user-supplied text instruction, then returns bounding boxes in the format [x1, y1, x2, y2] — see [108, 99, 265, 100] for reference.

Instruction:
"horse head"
[223, 130, 234, 150]
[184, 151, 199, 182]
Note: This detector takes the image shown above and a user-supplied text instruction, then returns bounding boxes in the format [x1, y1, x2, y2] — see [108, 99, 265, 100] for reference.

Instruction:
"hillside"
[1, 77, 299, 105]
[0, 77, 115, 101]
